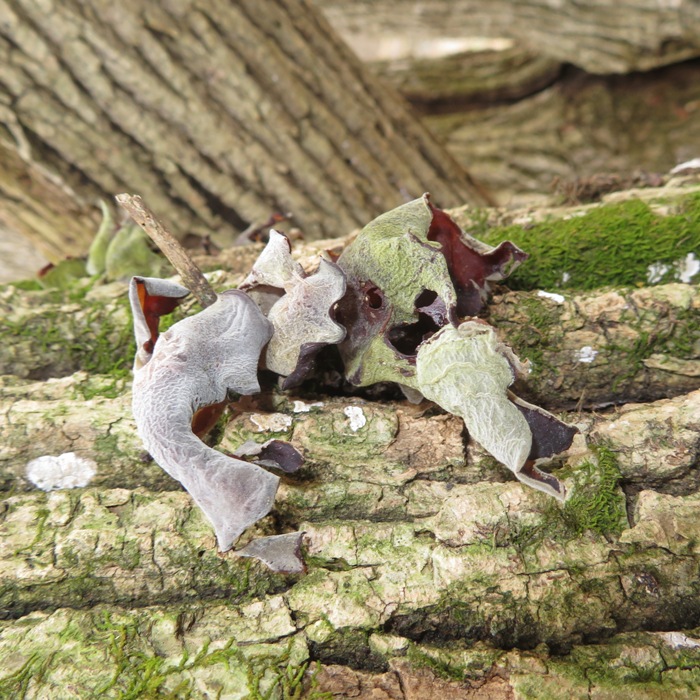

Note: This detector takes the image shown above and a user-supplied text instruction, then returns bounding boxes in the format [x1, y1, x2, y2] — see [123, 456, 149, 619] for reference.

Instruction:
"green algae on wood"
[489, 283, 700, 408]
[0, 489, 285, 617]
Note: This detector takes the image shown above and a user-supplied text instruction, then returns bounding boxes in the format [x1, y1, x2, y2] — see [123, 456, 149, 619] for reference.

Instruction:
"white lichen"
[575, 346, 599, 364]
[343, 406, 367, 432]
[26, 453, 97, 491]
[659, 631, 700, 649]
[647, 262, 670, 284]
[250, 413, 293, 433]
[537, 290, 565, 304]
[292, 400, 324, 413]
[676, 252, 700, 283]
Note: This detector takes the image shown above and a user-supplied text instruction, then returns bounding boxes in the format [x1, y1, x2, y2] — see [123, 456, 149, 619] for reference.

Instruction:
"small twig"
[115, 193, 217, 308]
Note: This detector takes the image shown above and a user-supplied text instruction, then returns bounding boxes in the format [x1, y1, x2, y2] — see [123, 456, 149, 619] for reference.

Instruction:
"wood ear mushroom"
[129, 278, 304, 573]
[128, 201, 580, 576]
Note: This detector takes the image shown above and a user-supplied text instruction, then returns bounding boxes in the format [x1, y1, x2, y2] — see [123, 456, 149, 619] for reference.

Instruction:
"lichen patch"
[26, 452, 97, 491]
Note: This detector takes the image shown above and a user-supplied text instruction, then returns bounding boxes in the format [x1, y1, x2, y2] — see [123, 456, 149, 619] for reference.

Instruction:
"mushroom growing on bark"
[127, 195, 578, 575]
[240, 229, 346, 388]
[129, 277, 305, 573]
[336, 195, 577, 499]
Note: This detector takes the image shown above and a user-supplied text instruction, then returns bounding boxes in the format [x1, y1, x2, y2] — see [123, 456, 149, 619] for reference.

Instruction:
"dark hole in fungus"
[386, 289, 448, 358]
[387, 314, 442, 358]
[365, 286, 383, 309]
[415, 289, 437, 307]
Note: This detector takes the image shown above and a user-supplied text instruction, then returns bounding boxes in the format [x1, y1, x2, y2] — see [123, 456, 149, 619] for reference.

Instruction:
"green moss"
[494, 293, 563, 378]
[244, 642, 332, 700]
[405, 640, 503, 684]
[482, 445, 626, 559]
[605, 305, 700, 391]
[4, 279, 43, 291]
[0, 651, 57, 698]
[479, 195, 700, 290]
[0, 608, 319, 700]
[406, 643, 466, 681]
[0, 289, 136, 382]
[74, 297, 135, 379]
[563, 445, 627, 537]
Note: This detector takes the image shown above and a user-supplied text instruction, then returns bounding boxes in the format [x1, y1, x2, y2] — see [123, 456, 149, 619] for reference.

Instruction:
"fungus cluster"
[129, 195, 577, 573]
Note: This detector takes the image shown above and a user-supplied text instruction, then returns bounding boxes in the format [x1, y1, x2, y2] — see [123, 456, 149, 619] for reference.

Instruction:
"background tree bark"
[319, 0, 700, 74]
[426, 60, 700, 205]
[0, 0, 487, 262]
[317, 1, 700, 206]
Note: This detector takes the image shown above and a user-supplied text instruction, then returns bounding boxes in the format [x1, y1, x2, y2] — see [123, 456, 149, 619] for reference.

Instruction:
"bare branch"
[115, 193, 217, 308]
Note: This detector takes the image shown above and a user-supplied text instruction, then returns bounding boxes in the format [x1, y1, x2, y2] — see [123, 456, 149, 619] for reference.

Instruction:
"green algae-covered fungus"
[336, 194, 526, 389]
[333, 195, 577, 499]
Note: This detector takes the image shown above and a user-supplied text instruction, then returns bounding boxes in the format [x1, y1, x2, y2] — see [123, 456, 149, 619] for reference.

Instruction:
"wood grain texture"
[0, 0, 488, 259]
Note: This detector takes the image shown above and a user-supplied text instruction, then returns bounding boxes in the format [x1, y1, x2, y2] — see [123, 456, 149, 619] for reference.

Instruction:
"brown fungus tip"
[129, 276, 190, 369]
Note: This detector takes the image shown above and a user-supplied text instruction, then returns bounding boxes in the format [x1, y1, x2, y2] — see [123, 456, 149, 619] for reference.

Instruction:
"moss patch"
[0, 607, 316, 700]
[478, 195, 700, 290]
[562, 445, 628, 536]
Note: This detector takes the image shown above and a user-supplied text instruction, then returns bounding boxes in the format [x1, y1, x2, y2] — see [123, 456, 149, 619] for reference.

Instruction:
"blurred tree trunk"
[318, 1, 700, 206]
[0, 0, 488, 262]
[319, 0, 700, 74]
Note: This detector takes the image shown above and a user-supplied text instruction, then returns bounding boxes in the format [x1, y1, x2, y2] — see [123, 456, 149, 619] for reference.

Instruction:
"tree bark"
[0, 0, 488, 262]
[316, 2, 700, 206]
[425, 60, 700, 205]
[373, 45, 562, 111]
[1, 182, 699, 697]
[319, 0, 700, 74]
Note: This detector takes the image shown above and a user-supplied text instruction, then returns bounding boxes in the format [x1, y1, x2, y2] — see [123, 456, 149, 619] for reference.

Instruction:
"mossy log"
[1, 183, 699, 697]
[2, 378, 700, 696]
[3, 180, 698, 408]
